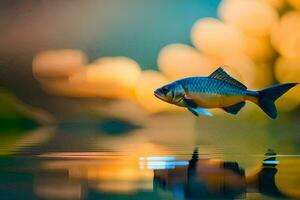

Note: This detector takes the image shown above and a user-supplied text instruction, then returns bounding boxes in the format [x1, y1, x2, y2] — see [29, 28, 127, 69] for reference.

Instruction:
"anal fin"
[222, 102, 246, 115]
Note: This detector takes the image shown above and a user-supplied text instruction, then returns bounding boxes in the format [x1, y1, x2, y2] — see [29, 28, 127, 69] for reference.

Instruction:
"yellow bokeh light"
[263, 0, 286, 10]
[43, 78, 136, 99]
[217, 55, 257, 88]
[275, 56, 300, 83]
[87, 57, 141, 89]
[271, 11, 300, 58]
[252, 63, 274, 89]
[32, 49, 87, 80]
[276, 90, 300, 112]
[219, 0, 279, 37]
[135, 70, 177, 113]
[39, 79, 102, 97]
[31, 1, 300, 114]
[158, 43, 216, 80]
[288, 0, 300, 10]
[37, 56, 141, 99]
[274, 56, 300, 110]
[191, 18, 246, 58]
[245, 36, 276, 62]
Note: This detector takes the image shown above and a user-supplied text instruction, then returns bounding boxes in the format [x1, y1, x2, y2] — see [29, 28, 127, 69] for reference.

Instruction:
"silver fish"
[154, 67, 297, 119]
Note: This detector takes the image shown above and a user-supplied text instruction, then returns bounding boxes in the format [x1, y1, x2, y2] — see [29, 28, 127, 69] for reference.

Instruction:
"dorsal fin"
[209, 67, 247, 89]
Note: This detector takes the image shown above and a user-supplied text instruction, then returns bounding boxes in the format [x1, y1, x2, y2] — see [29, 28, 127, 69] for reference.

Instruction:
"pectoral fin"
[184, 97, 212, 117]
[187, 106, 212, 117]
[183, 98, 198, 108]
[222, 101, 246, 115]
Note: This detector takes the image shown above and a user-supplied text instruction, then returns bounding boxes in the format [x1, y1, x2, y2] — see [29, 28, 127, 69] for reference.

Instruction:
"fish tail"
[255, 83, 298, 119]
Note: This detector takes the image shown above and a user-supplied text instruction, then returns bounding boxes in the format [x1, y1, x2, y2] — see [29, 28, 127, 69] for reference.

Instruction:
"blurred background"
[1, 0, 300, 199]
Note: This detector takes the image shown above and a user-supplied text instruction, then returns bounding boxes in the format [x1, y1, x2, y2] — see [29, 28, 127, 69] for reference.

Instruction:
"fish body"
[178, 77, 253, 108]
[154, 67, 297, 119]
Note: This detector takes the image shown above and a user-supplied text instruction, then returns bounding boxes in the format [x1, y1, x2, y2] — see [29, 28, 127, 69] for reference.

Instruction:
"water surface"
[1, 114, 300, 199]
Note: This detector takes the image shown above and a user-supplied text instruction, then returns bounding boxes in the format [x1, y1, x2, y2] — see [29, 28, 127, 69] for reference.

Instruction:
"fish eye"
[162, 87, 169, 95]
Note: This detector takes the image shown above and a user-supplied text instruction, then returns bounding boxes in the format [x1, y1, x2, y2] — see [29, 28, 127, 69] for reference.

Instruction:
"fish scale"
[180, 78, 246, 96]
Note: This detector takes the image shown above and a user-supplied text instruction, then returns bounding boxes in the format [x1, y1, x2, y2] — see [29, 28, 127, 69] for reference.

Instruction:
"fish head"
[154, 82, 185, 105]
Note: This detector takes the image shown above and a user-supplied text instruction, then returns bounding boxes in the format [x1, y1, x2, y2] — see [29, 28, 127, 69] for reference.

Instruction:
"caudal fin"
[257, 83, 298, 119]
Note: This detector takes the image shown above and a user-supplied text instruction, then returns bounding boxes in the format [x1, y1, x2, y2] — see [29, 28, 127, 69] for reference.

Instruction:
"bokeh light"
[263, 0, 286, 10]
[276, 88, 300, 111]
[252, 63, 274, 89]
[216, 56, 257, 88]
[69, 57, 141, 99]
[34, 52, 141, 99]
[245, 36, 275, 62]
[86, 57, 141, 90]
[219, 0, 279, 37]
[274, 56, 300, 111]
[135, 70, 176, 113]
[191, 18, 246, 58]
[39, 79, 102, 98]
[275, 56, 300, 83]
[158, 44, 216, 80]
[3, 2, 300, 200]
[271, 11, 300, 58]
[288, 0, 300, 10]
[32, 0, 300, 114]
[32, 49, 87, 80]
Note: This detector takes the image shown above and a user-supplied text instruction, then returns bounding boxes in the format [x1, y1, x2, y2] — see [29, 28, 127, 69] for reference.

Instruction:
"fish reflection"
[153, 148, 286, 199]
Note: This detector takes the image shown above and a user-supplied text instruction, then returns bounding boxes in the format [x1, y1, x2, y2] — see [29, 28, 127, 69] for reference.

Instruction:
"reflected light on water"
[1, 125, 300, 200]
[37, 143, 172, 194]
[34, 181, 82, 200]
[276, 157, 300, 198]
[39, 153, 154, 194]
[0, 127, 55, 155]
[139, 156, 189, 170]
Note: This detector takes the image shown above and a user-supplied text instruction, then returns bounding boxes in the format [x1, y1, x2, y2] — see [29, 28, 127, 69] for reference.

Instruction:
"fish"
[154, 67, 298, 119]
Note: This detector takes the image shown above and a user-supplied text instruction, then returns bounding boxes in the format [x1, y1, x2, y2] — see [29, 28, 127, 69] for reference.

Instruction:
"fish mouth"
[154, 90, 167, 101]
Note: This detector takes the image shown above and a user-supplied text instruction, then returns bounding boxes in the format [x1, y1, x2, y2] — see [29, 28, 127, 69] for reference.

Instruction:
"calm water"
[1, 113, 300, 200]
